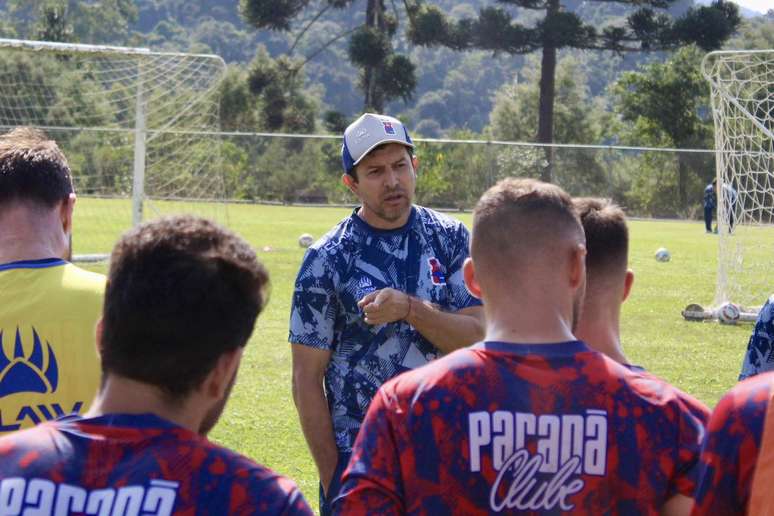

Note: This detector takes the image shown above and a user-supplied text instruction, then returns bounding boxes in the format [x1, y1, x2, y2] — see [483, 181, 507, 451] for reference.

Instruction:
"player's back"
[337, 340, 708, 515]
[0, 413, 312, 515]
[0, 259, 105, 434]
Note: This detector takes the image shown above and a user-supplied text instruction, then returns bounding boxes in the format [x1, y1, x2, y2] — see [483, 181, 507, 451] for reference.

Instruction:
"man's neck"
[0, 239, 61, 264]
[575, 321, 629, 364]
[86, 375, 202, 434]
[483, 299, 577, 345]
[574, 303, 629, 365]
[0, 209, 64, 264]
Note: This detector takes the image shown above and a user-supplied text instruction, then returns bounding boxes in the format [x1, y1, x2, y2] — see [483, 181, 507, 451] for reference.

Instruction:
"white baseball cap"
[341, 113, 414, 174]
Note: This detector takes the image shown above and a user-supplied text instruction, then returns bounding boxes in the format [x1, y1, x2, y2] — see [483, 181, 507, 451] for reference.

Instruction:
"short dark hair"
[349, 143, 414, 181]
[472, 178, 583, 272]
[101, 215, 269, 401]
[574, 197, 628, 278]
[0, 127, 73, 207]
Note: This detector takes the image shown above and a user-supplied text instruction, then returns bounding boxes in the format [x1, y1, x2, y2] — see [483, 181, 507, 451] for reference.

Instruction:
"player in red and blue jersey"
[0, 216, 312, 515]
[692, 372, 774, 515]
[573, 197, 710, 447]
[334, 179, 708, 515]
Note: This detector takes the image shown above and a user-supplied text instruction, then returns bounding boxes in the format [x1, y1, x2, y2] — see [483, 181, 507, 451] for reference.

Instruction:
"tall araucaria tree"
[407, 0, 740, 180]
[240, 0, 416, 113]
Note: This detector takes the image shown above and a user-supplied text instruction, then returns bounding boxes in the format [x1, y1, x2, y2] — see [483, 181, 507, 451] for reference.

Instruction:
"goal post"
[701, 49, 774, 315]
[0, 38, 228, 259]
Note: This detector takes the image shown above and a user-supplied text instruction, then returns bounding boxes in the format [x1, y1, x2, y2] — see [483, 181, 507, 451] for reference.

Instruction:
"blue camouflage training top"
[289, 206, 481, 452]
[740, 296, 774, 380]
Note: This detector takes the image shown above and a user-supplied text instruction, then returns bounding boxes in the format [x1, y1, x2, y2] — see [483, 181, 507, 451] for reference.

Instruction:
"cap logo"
[354, 128, 369, 142]
[382, 121, 396, 135]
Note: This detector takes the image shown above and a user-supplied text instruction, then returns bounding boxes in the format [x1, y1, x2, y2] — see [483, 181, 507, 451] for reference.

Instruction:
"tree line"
[0, 1, 771, 217]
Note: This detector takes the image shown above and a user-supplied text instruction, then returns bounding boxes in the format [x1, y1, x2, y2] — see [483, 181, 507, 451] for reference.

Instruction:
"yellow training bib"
[0, 258, 105, 434]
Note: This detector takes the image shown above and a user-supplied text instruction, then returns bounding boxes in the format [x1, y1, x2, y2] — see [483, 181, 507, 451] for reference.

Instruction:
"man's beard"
[198, 370, 238, 436]
[369, 189, 411, 223]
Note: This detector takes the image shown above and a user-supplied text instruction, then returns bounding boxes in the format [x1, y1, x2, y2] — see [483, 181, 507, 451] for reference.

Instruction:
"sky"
[730, 0, 770, 14]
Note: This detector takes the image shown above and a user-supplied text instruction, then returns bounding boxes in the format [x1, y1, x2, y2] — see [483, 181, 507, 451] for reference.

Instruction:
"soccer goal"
[693, 50, 774, 320]
[0, 38, 228, 260]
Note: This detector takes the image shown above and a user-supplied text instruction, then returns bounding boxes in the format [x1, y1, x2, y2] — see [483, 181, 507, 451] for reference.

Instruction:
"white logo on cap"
[354, 128, 369, 142]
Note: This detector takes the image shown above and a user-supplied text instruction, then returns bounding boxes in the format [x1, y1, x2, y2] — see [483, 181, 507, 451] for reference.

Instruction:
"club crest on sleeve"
[428, 258, 446, 286]
[382, 121, 396, 135]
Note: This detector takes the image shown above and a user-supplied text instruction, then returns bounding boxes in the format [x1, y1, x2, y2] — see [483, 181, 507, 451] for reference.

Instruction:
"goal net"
[0, 38, 228, 259]
[702, 50, 774, 312]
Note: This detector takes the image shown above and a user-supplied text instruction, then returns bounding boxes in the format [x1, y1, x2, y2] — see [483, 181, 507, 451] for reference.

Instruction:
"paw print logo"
[0, 328, 59, 398]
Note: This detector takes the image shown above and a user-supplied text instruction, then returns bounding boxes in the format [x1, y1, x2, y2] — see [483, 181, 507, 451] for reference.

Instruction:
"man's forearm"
[293, 382, 340, 493]
[406, 300, 484, 354]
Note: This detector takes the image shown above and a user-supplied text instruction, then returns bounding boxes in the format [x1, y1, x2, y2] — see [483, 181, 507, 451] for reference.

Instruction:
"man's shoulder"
[414, 206, 468, 233]
[61, 263, 106, 292]
[378, 347, 483, 401]
[715, 372, 774, 424]
[201, 441, 309, 510]
[306, 213, 361, 255]
[205, 441, 290, 482]
[626, 368, 711, 421]
[0, 421, 62, 469]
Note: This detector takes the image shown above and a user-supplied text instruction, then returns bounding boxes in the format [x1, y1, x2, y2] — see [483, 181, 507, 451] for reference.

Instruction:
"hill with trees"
[0, 0, 770, 216]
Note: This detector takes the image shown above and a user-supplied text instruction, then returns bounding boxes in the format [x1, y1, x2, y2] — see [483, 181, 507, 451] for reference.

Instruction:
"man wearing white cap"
[289, 113, 484, 515]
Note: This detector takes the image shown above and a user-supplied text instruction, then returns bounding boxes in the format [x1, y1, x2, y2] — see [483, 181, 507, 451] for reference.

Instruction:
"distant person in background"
[0, 216, 313, 515]
[0, 127, 104, 435]
[692, 372, 774, 515]
[739, 297, 774, 380]
[722, 182, 738, 232]
[704, 179, 717, 233]
[289, 113, 484, 515]
[335, 179, 707, 515]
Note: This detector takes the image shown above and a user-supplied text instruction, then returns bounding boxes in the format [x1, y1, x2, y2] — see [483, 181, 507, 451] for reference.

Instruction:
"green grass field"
[74, 199, 754, 512]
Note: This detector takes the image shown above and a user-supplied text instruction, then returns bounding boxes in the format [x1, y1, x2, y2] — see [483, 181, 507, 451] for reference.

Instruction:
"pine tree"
[407, 0, 740, 180]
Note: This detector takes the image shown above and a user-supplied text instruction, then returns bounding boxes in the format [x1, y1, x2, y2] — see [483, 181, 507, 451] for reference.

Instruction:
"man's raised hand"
[357, 288, 411, 325]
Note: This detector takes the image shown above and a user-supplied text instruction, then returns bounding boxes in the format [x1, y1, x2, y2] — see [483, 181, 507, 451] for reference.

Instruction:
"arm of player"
[332, 387, 404, 516]
[660, 494, 692, 516]
[358, 288, 484, 354]
[691, 384, 764, 516]
[291, 344, 339, 496]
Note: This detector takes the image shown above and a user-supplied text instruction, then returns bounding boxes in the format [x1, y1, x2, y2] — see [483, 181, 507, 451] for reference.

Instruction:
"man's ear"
[622, 269, 635, 303]
[463, 258, 482, 299]
[569, 243, 587, 290]
[60, 193, 76, 234]
[342, 173, 358, 195]
[411, 155, 419, 176]
[204, 348, 244, 400]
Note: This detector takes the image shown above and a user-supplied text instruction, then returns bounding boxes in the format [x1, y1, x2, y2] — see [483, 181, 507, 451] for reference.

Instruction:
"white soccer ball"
[654, 247, 671, 262]
[718, 302, 741, 324]
[298, 233, 314, 248]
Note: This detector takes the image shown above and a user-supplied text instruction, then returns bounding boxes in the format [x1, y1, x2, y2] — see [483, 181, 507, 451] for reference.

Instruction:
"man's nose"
[385, 167, 400, 187]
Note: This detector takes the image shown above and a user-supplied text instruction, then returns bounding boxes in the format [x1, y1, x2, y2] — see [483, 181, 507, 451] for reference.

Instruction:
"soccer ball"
[718, 302, 741, 324]
[654, 248, 671, 262]
[298, 233, 314, 248]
